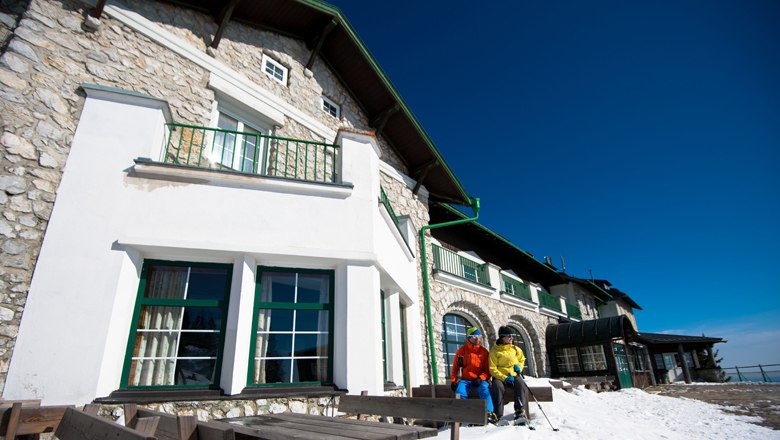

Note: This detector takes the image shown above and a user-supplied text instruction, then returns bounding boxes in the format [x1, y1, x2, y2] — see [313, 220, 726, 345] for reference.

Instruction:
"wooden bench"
[338, 393, 484, 440]
[412, 380, 553, 420]
[55, 407, 158, 440]
[124, 404, 237, 440]
[0, 400, 71, 439]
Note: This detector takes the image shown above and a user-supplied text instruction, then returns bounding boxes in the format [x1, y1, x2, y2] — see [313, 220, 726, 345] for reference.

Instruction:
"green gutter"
[419, 197, 480, 385]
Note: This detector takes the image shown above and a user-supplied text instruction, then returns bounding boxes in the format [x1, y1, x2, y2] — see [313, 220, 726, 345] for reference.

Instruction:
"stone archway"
[437, 301, 496, 382]
[508, 314, 544, 377]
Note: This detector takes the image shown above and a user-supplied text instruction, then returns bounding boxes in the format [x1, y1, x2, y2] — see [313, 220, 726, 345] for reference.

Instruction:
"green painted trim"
[437, 204, 563, 278]
[247, 266, 335, 388]
[419, 197, 480, 384]
[119, 260, 232, 390]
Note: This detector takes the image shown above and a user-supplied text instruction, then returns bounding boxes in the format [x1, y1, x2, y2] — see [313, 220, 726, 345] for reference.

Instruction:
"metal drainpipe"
[419, 197, 480, 390]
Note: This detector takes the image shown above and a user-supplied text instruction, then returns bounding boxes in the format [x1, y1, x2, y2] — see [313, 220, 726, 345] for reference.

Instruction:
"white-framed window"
[580, 344, 608, 371]
[262, 55, 288, 84]
[211, 111, 266, 174]
[556, 347, 581, 373]
[320, 95, 340, 118]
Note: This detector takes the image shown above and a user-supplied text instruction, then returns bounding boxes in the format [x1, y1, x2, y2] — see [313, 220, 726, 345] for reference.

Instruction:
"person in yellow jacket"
[489, 325, 528, 424]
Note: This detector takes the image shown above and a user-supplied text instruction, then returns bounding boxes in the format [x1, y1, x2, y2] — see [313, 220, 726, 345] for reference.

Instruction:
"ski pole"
[521, 375, 559, 431]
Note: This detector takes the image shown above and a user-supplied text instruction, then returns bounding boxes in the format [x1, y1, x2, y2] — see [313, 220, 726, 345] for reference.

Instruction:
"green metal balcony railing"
[379, 186, 399, 227]
[501, 274, 534, 302]
[162, 123, 340, 183]
[431, 244, 490, 286]
[538, 290, 563, 313]
[566, 301, 582, 320]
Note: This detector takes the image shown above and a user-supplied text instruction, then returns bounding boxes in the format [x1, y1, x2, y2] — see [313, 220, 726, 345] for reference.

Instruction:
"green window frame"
[247, 267, 334, 387]
[442, 314, 474, 375]
[121, 260, 232, 390]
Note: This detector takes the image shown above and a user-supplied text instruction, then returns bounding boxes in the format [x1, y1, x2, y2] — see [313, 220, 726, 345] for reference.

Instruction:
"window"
[211, 112, 264, 173]
[321, 96, 340, 118]
[442, 314, 473, 374]
[263, 55, 287, 84]
[580, 345, 608, 371]
[509, 325, 534, 376]
[122, 261, 232, 388]
[249, 268, 333, 386]
[556, 347, 581, 373]
[462, 265, 477, 282]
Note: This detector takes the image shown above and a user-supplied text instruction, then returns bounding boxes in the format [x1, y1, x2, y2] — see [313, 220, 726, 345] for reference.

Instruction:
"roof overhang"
[546, 316, 638, 348]
[153, 0, 471, 205]
[637, 332, 725, 347]
[429, 203, 566, 287]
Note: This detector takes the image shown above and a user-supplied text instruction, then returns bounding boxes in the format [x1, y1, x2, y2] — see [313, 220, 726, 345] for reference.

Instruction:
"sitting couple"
[450, 325, 528, 425]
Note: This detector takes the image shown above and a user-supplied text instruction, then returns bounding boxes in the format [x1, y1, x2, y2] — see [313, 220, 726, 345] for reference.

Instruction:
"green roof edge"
[300, 0, 473, 206]
[437, 203, 563, 277]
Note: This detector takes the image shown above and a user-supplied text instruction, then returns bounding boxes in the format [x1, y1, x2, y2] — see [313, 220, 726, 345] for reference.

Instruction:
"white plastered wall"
[4, 88, 421, 404]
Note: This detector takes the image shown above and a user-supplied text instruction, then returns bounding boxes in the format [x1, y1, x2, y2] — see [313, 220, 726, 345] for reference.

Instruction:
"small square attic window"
[263, 55, 287, 84]
[321, 95, 340, 118]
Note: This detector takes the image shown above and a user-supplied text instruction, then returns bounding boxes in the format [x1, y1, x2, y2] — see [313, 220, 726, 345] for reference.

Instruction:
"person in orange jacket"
[450, 327, 497, 424]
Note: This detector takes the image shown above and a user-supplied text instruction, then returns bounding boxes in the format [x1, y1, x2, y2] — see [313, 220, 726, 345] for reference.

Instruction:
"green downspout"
[419, 197, 480, 385]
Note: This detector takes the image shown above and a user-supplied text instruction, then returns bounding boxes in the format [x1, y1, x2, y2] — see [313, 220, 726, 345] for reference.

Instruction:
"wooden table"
[221, 412, 438, 440]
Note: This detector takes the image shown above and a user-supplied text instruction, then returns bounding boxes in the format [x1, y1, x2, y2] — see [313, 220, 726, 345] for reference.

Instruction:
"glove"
[450, 381, 458, 392]
[471, 377, 483, 387]
[514, 365, 522, 374]
[505, 375, 515, 385]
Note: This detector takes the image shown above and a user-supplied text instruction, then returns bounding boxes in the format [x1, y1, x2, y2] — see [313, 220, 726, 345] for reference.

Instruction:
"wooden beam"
[210, 0, 241, 49]
[412, 159, 439, 194]
[89, 0, 107, 19]
[306, 18, 338, 70]
[370, 103, 400, 136]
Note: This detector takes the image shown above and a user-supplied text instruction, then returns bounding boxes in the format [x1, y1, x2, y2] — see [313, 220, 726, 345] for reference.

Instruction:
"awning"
[546, 316, 638, 349]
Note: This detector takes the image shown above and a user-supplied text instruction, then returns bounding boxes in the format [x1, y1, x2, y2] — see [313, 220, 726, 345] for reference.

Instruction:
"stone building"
[0, 0, 475, 412]
[1, 0, 706, 420]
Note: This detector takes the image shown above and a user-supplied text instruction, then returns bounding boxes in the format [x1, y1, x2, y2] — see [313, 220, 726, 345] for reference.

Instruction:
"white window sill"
[132, 159, 353, 198]
[499, 292, 538, 312]
[432, 270, 496, 297]
[539, 306, 568, 319]
[378, 204, 414, 261]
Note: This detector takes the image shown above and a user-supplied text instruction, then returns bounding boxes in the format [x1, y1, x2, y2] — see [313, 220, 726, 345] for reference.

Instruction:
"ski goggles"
[499, 333, 515, 338]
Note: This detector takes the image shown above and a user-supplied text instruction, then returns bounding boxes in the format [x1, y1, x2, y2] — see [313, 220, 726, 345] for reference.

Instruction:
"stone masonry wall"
[0, 0, 415, 395]
[424, 258, 558, 383]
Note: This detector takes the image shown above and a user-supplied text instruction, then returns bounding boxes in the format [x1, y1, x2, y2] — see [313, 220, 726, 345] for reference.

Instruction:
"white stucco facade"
[4, 86, 421, 405]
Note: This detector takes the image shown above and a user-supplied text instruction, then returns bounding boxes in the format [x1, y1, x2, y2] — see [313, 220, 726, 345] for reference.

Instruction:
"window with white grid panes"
[211, 111, 264, 173]
[580, 344, 608, 371]
[442, 314, 473, 375]
[122, 261, 231, 388]
[556, 347, 581, 373]
[320, 95, 340, 118]
[263, 55, 287, 84]
[250, 268, 333, 386]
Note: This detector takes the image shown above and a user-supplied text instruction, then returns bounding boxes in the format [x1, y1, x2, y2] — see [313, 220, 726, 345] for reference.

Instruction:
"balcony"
[162, 123, 340, 183]
[566, 301, 582, 320]
[501, 275, 534, 303]
[432, 244, 490, 286]
[379, 186, 400, 228]
[538, 290, 563, 313]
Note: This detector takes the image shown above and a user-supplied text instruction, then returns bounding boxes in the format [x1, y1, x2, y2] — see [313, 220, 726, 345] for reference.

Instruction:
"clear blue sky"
[329, 0, 780, 368]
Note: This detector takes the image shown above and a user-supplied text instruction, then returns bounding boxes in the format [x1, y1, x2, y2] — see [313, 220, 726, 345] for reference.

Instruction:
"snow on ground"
[436, 378, 779, 440]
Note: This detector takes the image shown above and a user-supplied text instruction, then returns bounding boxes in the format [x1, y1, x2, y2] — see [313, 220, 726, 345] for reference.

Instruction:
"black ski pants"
[490, 377, 526, 418]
